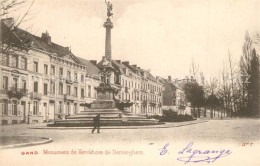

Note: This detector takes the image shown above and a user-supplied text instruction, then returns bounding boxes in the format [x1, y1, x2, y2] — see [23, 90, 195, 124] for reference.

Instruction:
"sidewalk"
[29, 119, 208, 130]
[0, 136, 52, 150]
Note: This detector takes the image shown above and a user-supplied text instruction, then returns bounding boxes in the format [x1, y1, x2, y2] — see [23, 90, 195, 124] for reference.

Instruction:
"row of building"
[0, 18, 190, 125]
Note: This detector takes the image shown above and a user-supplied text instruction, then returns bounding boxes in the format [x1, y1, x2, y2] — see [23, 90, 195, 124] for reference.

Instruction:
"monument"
[52, 1, 159, 126]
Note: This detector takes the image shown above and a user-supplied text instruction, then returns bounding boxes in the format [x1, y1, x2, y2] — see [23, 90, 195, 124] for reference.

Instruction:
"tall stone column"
[103, 18, 113, 61]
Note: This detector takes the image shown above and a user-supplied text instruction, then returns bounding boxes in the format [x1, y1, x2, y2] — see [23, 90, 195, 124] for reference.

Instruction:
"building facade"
[110, 60, 164, 116]
[0, 18, 100, 125]
[159, 76, 186, 115]
[0, 14, 165, 125]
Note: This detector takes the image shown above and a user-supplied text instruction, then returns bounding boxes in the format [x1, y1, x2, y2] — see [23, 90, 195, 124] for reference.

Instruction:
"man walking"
[92, 114, 101, 134]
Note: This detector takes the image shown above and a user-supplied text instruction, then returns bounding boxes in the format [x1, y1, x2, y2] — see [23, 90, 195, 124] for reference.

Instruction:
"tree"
[0, 0, 35, 57]
[184, 82, 205, 118]
[228, 50, 236, 116]
[247, 49, 259, 117]
[205, 76, 219, 118]
[240, 32, 260, 117]
[206, 94, 221, 117]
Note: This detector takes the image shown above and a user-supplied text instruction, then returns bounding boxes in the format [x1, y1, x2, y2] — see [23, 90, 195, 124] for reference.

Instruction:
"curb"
[29, 120, 208, 130]
[0, 137, 53, 150]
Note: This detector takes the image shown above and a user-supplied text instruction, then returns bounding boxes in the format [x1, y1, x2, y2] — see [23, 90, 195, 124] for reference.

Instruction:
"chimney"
[90, 60, 97, 65]
[116, 60, 121, 63]
[132, 65, 137, 68]
[168, 76, 171, 81]
[41, 31, 51, 44]
[122, 61, 129, 66]
[2, 18, 14, 30]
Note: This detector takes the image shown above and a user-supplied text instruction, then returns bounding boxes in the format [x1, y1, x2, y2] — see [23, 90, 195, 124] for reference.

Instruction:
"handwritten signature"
[159, 142, 232, 164]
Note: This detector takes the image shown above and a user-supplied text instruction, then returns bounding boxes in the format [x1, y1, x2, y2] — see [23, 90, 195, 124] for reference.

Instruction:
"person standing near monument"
[92, 114, 101, 134]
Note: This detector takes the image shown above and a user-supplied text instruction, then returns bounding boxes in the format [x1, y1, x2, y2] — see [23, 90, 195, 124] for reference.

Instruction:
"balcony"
[149, 101, 157, 107]
[7, 88, 28, 99]
[66, 78, 73, 84]
[64, 94, 74, 101]
[31, 92, 42, 100]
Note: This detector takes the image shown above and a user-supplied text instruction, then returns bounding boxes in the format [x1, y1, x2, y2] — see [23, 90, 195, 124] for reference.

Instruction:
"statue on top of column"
[105, 0, 113, 18]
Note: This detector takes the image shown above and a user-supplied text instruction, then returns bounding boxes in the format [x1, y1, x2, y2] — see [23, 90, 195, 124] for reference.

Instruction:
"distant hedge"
[148, 110, 194, 122]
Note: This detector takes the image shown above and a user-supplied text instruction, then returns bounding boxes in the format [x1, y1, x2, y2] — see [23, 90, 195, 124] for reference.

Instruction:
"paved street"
[0, 118, 259, 166]
[0, 118, 259, 145]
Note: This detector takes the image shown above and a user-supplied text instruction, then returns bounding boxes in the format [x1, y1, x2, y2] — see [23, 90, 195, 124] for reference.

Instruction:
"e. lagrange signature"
[159, 142, 232, 164]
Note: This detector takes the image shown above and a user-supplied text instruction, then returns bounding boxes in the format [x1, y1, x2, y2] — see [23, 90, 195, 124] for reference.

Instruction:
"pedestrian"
[92, 114, 101, 134]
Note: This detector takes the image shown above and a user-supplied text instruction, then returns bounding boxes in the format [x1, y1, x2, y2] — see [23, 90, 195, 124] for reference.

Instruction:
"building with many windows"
[0, 18, 100, 125]
[159, 76, 186, 115]
[97, 59, 164, 116]
[0, 15, 164, 125]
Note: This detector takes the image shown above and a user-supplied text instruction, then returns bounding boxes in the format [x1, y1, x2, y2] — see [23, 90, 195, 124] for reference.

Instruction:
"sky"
[8, 0, 260, 80]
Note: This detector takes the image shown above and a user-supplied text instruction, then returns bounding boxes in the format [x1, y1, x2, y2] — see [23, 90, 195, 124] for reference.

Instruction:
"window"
[74, 87, 78, 96]
[11, 55, 18, 67]
[44, 64, 48, 74]
[20, 57, 26, 69]
[173, 100, 176, 106]
[34, 61, 38, 72]
[88, 85, 91, 98]
[43, 83, 48, 95]
[51, 66, 55, 74]
[81, 88, 84, 98]
[67, 71, 71, 80]
[21, 80, 26, 92]
[50, 83, 55, 94]
[33, 101, 39, 115]
[1, 99, 8, 115]
[59, 83, 63, 94]
[81, 74, 84, 83]
[1, 54, 8, 65]
[2, 76, 8, 90]
[67, 85, 71, 95]
[11, 100, 18, 115]
[34, 82, 38, 92]
[59, 68, 63, 76]
[74, 73, 78, 82]
[58, 101, 62, 113]
[13, 78, 18, 90]
[73, 103, 77, 114]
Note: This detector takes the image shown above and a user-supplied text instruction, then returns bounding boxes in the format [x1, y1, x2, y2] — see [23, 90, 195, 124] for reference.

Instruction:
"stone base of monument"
[50, 82, 160, 127]
[51, 108, 160, 127]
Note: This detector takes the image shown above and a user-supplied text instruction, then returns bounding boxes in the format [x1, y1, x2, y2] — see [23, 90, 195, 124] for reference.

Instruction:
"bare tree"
[228, 50, 235, 117]
[0, 0, 36, 63]
[205, 75, 219, 118]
